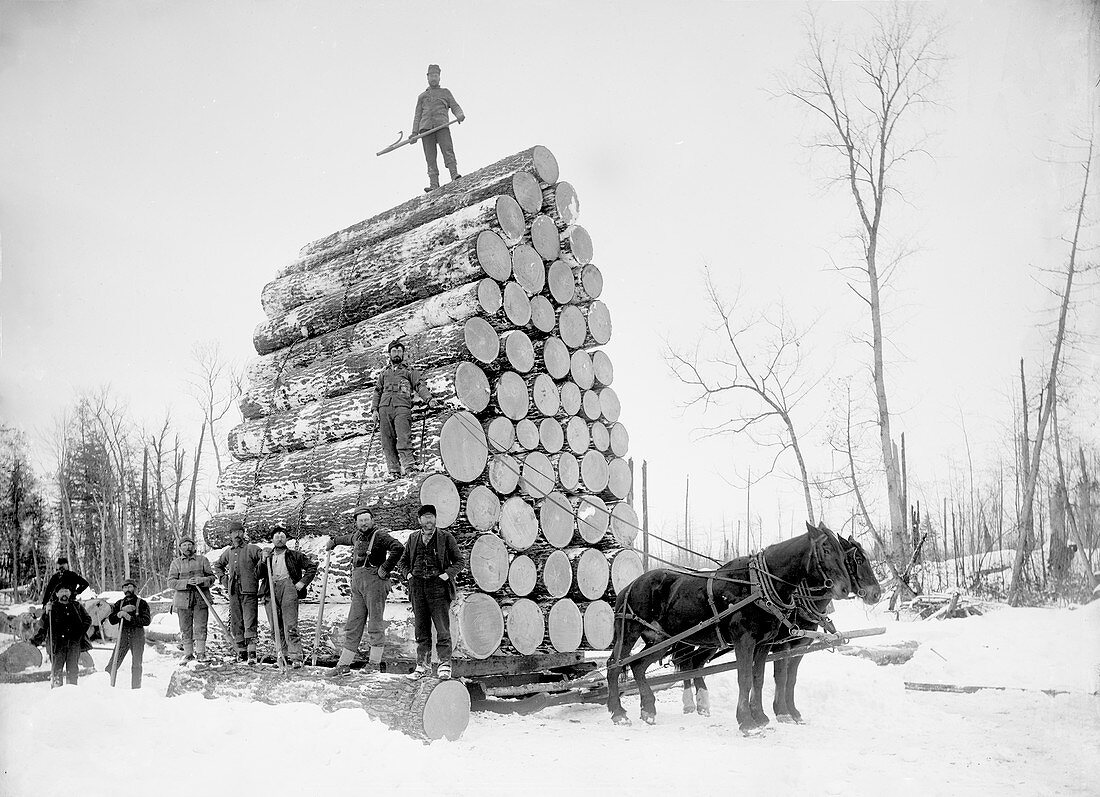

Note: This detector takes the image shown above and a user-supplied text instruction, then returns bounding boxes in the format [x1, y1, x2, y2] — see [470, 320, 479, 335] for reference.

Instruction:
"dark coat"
[33, 600, 92, 654]
[411, 86, 463, 133]
[42, 570, 90, 606]
[256, 547, 319, 600]
[108, 596, 152, 629]
[214, 543, 264, 595]
[372, 364, 431, 411]
[332, 527, 404, 574]
[396, 529, 464, 601]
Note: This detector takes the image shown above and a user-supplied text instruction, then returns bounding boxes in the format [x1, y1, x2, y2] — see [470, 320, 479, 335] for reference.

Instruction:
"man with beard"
[257, 522, 318, 669]
[167, 536, 216, 662]
[41, 557, 90, 607]
[411, 63, 465, 192]
[32, 586, 92, 688]
[372, 339, 440, 480]
[215, 521, 264, 664]
[106, 578, 152, 688]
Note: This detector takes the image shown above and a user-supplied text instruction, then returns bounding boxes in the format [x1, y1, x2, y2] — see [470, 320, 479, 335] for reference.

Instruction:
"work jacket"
[396, 529, 464, 601]
[411, 86, 463, 133]
[256, 547, 319, 600]
[167, 553, 216, 609]
[108, 596, 152, 630]
[42, 570, 90, 607]
[215, 543, 264, 595]
[332, 527, 404, 574]
[33, 600, 92, 654]
[372, 364, 431, 412]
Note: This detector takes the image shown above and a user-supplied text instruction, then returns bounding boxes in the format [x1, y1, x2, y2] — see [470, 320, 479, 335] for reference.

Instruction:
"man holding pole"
[32, 586, 92, 688]
[167, 537, 216, 663]
[106, 578, 151, 688]
[215, 521, 265, 664]
[411, 63, 464, 192]
[373, 339, 440, 481]
[257, 522, 318, 669]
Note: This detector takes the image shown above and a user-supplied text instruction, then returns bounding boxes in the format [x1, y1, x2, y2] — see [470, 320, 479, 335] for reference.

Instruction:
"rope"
[243, 340, 300, 532]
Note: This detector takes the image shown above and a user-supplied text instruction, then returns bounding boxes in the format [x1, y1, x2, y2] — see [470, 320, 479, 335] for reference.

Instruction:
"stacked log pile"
[205, 145, 645, 662]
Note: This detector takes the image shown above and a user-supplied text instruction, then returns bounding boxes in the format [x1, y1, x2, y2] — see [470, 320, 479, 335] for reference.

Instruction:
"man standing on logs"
[167, 536, 216, 663]
[412, 63, 464, 192]
[397, 504, 463, 680]
[257, 522, 318, 669]
[215, 521, 264, 664]
[31, 586, 92, 688]
[373, 340, 440, 481]
[106, 578, 152, 688]
[325, 505, 404, 677]
[41, 557, 90, 607]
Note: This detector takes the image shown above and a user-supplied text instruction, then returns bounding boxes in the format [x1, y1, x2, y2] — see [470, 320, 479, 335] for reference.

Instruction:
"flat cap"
[345, 503, 374, 516]
[427, 64, 441, 74]
[417, 504, 437, 519]
[227, 520, 245, 533]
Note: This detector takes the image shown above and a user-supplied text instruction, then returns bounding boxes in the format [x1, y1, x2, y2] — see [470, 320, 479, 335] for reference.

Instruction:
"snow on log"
[542, 182, 580, 227]
[575, 495, 611, 544]
[453, 592, 504, 659]
[166, 666, 470, 742]
[560, 225, 594, 267]
[581, 599, 614, 650]
[572, 263, 604, 302]
[547, 598, 583, 653]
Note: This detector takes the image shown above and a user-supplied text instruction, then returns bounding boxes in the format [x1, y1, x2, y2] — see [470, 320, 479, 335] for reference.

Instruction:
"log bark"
[566, 417, 591, 455]
[493, 372, 530, 420]
[569, 350, 595, 390]
[606, 457, 632, 501]
[555, 452, 580, 492]
[547, 598, 583, 653]
[589, 421, 610, 453]
[528, 373, 561, 417]
[539, 337, 571, 380]
[560, 225, 594, 266]
[503, 598, 545, 655]
[502, 329, 535, 373]
[488, 454, 520, 494]
[499, 496, 538, 550]
[591, 350, 614, 387]
[575, 495, 610, 544]
[530, 215, 561, 261]
[463, 485, 502, 531]
[609, 549, 644, 593]
[580, 450, 610, 494]
[468, 533, 509, 592]
[508, 555, 537, 596]
[538, 418, 564, 454]
[512, 244, 546, 295]
[573, 263, 604, 302]
[542, 182, 580, 227]
[503, 281, 532, 327]
[454, 592, 505, 659]
[609, 422, 629, 458]
[290, 145, 559, 265]
[529, 295, 556, 334]
[537, 550, 573, 598]
[519, 451, 555, 499]
[581, 599, 613, 650]
[546, 260, 576, 305]
[485, 417, 515, 453]
[538, 491, 576, 548]
[569, 547, 610, 600]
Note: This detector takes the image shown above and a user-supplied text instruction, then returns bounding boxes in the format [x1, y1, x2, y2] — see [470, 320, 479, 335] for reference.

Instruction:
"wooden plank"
[903, 681, 1073, 697]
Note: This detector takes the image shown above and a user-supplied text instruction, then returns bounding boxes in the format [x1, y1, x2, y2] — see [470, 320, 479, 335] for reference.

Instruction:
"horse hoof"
[777, 714, 797, 724]
[611, 714, 631, 726]
[698, 707, 711, 717]
[682, 705, 696, 715]
[741, 726, 765, 738]
[641, 712, 657, 725]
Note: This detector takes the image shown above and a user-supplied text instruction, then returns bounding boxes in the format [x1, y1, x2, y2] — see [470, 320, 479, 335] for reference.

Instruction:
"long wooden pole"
[311, 550, 332, 666]
[641, 461, 649, 572]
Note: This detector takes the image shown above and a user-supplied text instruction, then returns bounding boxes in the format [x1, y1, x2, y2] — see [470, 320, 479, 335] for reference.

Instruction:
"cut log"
[528, 373, 561, 417]
[488, 454, 521, 494]
[591, 350, 614, 387]
[419, 474, 461, 528]
[511, 245, 546, 295]
[589, 421, 610, 453]
[514, 419, 540, 450]
[585, 301, 612, 346]
[503, 282, 532, 327]
[508, 554, 537, 596]
[463, 316, 501, 366]
[0, 641, 42, 673]
[557, 305, 587, 349]
[547, 598, 583, 653]
[569, 547, 610, 600]
[538, 550, 573, 598]
[504, 598, 545, 655]
[538, 418, 564, 454]
[454, 362, 492, 413]
[502, 330, 535, 373]
[464, 485, 502, 531]
[542, 182, 580, 227]
[499, 496, 538, 550]
[530, 215, 561, 261]
[559, 382, 582, 416]
[439, 411, 491, 483]
[609, 548, 644, 593]
[519, 451, 555, 499]
[529, 295, 556, 334]
[566, 417, 591, 455]
[569, 350, 595, 390]
[580, 450, 610, 494]
[611, 502, 640, 547]
[538, 491, 576, 548]
[485, 417, 515, 453]
[291, 145, 558, 263]
[598, 387, 621, 423]
[539, 337, 571, 380]
[609, 422, 629, 457]
[479, 274, 505, 314]
[560, 225, 594, 266]
[454, 592, 504, 659]
[581, 600, 614, 650]
[575, 495, 611, 544]
[469, 534, 509, 592]
[573, 263, 604, 302]
[555, 452, 580, 492]
[605, 458, 632, 501]
[581, 390, 602, 422]
[547, 260, 576, 305]
[493, 372, 530, 420]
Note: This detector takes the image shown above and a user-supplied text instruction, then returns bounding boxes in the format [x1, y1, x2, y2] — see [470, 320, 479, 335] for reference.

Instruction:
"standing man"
[325, 505, 404, 677]
[214, 521, 264, 664]
[257, 522, 318, 669]
[106, 578, 152, 688]
[41, 557, 90, 607]
[396, 504, 463, 680]
[411, 63, 465, 192]
[372, 340, 440, 481]
[167, 536, 216, 663]
[32, 586, 92, 688]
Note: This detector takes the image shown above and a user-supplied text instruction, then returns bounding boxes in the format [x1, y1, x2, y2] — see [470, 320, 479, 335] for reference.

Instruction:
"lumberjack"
[372, 339, 440, 480]
[411, 63, 465, 192]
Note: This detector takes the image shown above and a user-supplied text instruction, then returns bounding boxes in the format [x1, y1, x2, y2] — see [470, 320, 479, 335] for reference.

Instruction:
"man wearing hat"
[372, 339, 440, 481]
[214, 521, 265, 663]
[411, 63, 465, 192]
[396, 504, 463, 680]
[257, 522, 318, 668]
[32, 585, 93, 688]
[106, 578, 152, 688]
[325, 505, 404, 676]
[167, 536, 216, 662]
[41, 556, 90, 607]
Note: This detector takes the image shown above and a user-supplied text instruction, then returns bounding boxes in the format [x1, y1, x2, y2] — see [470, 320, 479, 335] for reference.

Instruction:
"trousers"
[264, 579, 303, 660]
[228, 591, 258, 650]
[410, 576, 452, 664]
[51, 641, 81, 688]
[108, 626, 145, 689]
[177, 590, 209, 645]
[343, 566, 389, 651]
[379, 406, 415, 475]
[421, 127, 457, 185]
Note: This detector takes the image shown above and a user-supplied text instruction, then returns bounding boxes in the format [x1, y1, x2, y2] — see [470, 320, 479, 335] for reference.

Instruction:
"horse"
[606, 521, 852, 734]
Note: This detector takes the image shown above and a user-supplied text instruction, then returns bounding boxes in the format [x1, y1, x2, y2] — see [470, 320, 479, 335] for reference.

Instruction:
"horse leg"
[785, 647, 808, 724]
[733, 636, 758, 734]
[633, 649, 663, 725]
[681, 677, 696, 714]
[772, 643, 796, 723]
[694, 674, 711, 717]
[748, 643, 771, 728]
[607, 622, 641, 726]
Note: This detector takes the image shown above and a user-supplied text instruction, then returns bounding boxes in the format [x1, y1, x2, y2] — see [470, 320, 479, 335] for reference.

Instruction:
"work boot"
[291, 660, 304, 670]
[437, 661, 452, 680]
[406, 662, 429, 681]
[449, 169, 461, 182]
[247, 651, 258, 665]
[237, 650, 248, 663]
[424, 174, 440, 193]
[195, 641, 207, 662]
[327, 664, 352, 678]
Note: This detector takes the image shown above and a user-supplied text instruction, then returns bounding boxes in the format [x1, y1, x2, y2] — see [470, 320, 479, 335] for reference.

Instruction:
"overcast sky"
[1, 0, 1097, 551]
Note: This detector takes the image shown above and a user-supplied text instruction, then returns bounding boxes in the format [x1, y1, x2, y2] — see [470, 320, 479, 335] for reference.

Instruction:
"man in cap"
[411, 63, 465, 192]
[214, 520, 265, 663]
[372, 339, 440, 481]
[167, 536, 216, 662]
[32, 585, 92, 688]
[106, 578, 152, 688]
[41, 556, 90, 607]
[325, 505, 404, 676]
[396, 504, 463, 680]
[257, 521, 318, 668]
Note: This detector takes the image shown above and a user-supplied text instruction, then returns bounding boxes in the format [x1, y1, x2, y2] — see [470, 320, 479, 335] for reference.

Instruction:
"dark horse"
[607, 522, 852, 734]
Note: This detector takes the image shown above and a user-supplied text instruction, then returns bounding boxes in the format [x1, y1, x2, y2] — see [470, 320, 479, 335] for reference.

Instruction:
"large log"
[468, 533, 509, 592]
[569, 349, 595, 390]
[463, 484, 501, 531]
[581, 599, 614, 650]
[538, 491, 575, 548]
[519, 451, 555, 499]
[488, 453, 520, 494]
[546, 260, 576, 305]
[528, 373, 561, 417]
[609, 548, 644, 593]
[547, 598, 583, 653]
[167, 665, 470, 742]
[499, 496, 538, 550]
[565, 417, 590, 455]
[537, 549, 573, 599]
[419, 473, 461, 528]
[606, 457, 632, 501]
[454, 592, 504, 659]
[575, 495, 611, 544]
[559, 382, 582, 416]
[514, 419, 540, 450]
[507, 554, 537, 596]
[555, 451, 580, 492]
[591, 350, 614, 386]
[609, 422, 630, 457]
[485, 417, 515, 453]
[529, 295, 556, 334]
[530, 215, 561, 261]
[569, 547, 611, 600]
[539, 336, 571, 379]
[502, 329, 535, 373]
[542, 182, 580, 227]
[538, 418, 564, 454]
[511, 244, 546, 294]
[580, 450, 610, 494]
[598, 386, 621, 422]
[589, 421, 610, 453]
[610, 502, 640, 547]
[493, 371, 530, 420]
[503, 598, 545, 656]
[291, 146, 559, 264]
[502, 281, 532, 327]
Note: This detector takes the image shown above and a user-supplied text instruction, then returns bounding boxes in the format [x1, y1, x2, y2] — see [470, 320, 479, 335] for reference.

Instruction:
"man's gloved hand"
[371, 409, 380, 423]
[439, 573, 450, 582]
[44, 602, 53, 613]
[427, 398, 441, 410]
[377, 567, 389, 579]
[325, 537, 336, 551]
[294, 581, 305, 592]
[457, 114, 465, 123]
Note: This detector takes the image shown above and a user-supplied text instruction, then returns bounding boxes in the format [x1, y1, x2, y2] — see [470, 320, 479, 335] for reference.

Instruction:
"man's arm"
[444, 533, 464, 581]
[199, 557, 216, 587]
[213, 552, 228, 584]
[383, 533, 405, 575]
[107, 598, 124, 625]
[408, 367, 434, 404]
[445, 89, 464, 122]
[41, 574, 58, 607]
[371, 369, 384, 414]
[136, 599, 152, 627]
[72, 572, 90, 596]
[394, 539, 411, 579]
[411, 93, 425, 136]
[297, 551, 319, 587]
[166, 559, 186, 591]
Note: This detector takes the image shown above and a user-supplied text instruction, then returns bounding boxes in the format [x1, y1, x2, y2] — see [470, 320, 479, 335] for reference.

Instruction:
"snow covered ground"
[1, 600, 1097, 797]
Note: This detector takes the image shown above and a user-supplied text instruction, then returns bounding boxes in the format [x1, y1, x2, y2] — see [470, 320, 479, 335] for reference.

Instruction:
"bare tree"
[668, 269, 822, 524]
[780, 4, 946, 553]
[188, 341, 243, 483]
